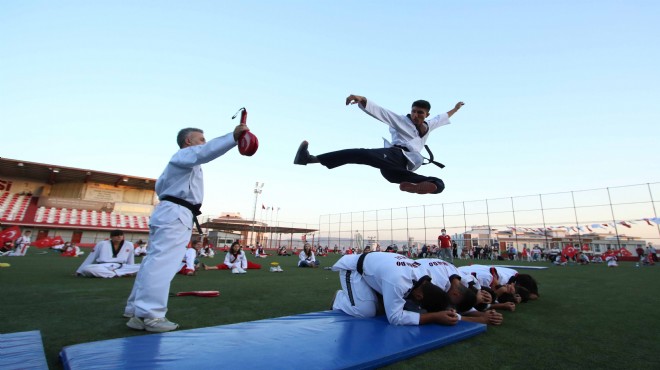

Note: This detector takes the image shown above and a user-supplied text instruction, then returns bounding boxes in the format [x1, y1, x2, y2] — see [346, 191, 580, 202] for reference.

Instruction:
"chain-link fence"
[317, 182, 660, 254]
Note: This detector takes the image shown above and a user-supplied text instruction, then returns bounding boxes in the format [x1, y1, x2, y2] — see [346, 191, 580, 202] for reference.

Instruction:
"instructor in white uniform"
[125, 123, 249, 332]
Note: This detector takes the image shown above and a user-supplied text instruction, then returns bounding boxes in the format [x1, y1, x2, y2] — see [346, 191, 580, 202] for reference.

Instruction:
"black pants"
[316, 147, 444, 193]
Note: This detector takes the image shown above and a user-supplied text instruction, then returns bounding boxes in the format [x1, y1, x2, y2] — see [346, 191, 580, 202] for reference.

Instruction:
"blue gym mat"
[0, 330, 49, 370]
[60, 310, 486, 370]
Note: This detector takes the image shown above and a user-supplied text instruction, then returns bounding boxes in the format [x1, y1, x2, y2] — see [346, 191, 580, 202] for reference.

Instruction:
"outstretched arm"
[346, 94, 367, 108]
[446, 102, 465, 118]
[419, 310, 460, 325]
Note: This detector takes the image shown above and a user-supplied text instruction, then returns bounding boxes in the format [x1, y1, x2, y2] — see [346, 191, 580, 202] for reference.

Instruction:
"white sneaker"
[276, 266, 284, 272]
[143, 317, 179, 333]
[240, 268, 247, 274]
[232, 267, 240, 274]
[270, 266, 277, 272]
[126, 316, 146, 330]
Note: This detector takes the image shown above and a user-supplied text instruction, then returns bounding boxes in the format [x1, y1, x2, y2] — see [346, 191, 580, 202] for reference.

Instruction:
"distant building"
[1, 158, 155, 246]
[460, 225, 647, 254]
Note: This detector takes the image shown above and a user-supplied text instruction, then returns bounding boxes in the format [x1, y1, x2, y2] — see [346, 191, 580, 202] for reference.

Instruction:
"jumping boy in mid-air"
[294, 94, 464, 194]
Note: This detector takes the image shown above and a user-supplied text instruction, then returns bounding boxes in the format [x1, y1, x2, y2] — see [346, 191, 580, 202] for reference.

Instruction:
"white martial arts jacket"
[360, 100, 451, 171]
[76, 240, 135, 274]
[155, 132, 237, 225]
[457, 265, 519, 288]
[224, 251, 247, 269]
[417, 258, 476, 291]
[298, 251, 316, 265]
[15, 235, 31, 247]
[353, 252, 431, 326]
[181, 248, 197, 271]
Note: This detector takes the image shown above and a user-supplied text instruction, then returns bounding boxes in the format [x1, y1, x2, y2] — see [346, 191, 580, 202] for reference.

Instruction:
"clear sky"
[1, 1, 659, 230]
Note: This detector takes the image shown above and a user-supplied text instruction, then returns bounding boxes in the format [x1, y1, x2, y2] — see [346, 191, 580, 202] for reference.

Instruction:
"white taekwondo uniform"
[360, 100, 451, 172]
[76, 240, 139, 278]
[416, 258, 477, 290]
[179, 247, 197, 272]
[125, 132, 237, 319]
[3, 234, 32, 256]
[331, 252, 430, 326]
[458, 265, 520, 289]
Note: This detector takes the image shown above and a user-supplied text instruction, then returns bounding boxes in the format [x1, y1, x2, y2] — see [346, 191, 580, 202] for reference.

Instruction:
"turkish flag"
[618, 248, 633, 257]
[562, 245, 577, 258]
[32, 237, 54, 248]
[0, 226, 21, 243]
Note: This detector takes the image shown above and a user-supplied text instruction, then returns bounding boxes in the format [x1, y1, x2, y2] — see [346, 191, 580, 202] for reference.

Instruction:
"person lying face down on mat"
[457, 264, 540, 302]
[415, 258, 503, 326]
[332, 252, 475, 326]
[294, 94, 464, 195]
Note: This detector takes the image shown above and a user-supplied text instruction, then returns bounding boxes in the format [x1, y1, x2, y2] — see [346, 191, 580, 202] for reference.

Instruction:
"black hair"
[412, 100, 431, 111]
[454, 285, 477, 313]
[497, 292, 516, 304]
[419, 283, 451, 312]
[177, 128, 204, 148]
[481, 287, 497, 302]
[515, 285, 531, 303]
[110, 229, 124, 237]
[474, 287, 497, 311]
[515, 274, 539, 297]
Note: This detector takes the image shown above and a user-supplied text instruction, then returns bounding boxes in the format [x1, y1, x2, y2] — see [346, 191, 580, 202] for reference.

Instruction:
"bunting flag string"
[505, 216, 659, 234]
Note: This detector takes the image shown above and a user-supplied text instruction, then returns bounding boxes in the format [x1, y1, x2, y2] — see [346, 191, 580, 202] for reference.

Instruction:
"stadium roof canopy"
[201, 217, 317, 234]
[0, 157, 156, 190]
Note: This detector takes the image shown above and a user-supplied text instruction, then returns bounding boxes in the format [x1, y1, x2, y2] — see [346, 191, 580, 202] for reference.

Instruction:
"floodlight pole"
[251, 182, 264, 246]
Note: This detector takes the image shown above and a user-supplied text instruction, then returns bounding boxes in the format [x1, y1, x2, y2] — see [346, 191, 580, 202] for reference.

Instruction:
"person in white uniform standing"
[125, 123, 249, 332]
[76, 229, 139, 277]
[294, 95, 464, 194]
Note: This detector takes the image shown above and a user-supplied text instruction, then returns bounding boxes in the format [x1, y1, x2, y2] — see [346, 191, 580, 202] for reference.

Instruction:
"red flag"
[0, 226, 21, 243]
[262, 204, 265, 210]
[32, 237, 54, 248]
[562, 245, 577, 258]
[619, 221, 632, 228]
[586, 226, 592, 232]
[644, 218, 652, 226]
[618, 248, 633, 257]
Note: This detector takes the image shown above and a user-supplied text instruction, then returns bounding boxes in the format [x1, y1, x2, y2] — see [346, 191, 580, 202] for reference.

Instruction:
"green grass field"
[1, 251, 658, 370]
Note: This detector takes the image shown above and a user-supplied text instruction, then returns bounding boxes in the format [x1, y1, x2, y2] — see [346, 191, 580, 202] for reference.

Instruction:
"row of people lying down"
[331, 252, 539, 326]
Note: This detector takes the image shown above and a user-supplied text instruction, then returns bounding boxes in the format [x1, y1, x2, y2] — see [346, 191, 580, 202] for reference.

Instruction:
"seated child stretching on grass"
[298, 243, 320, 268]
[178, 240, 202, 276]
[203, 241, 261, 274]
[76, 230, 140, 278]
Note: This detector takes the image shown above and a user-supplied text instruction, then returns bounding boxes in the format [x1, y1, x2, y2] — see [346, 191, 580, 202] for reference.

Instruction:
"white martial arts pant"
[125, 203, 192, 319]
[79, 263, 141, 278]
[1, 246, 29, 256]
[331, 255, 379, 318]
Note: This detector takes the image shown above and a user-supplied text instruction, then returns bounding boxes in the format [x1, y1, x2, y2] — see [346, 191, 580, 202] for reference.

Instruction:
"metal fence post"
[606, 187, 621, 249]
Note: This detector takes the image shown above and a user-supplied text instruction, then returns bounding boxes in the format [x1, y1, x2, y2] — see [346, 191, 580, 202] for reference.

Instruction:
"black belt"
[160, 195, 203, 234]
[357, 252, 368, 275]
